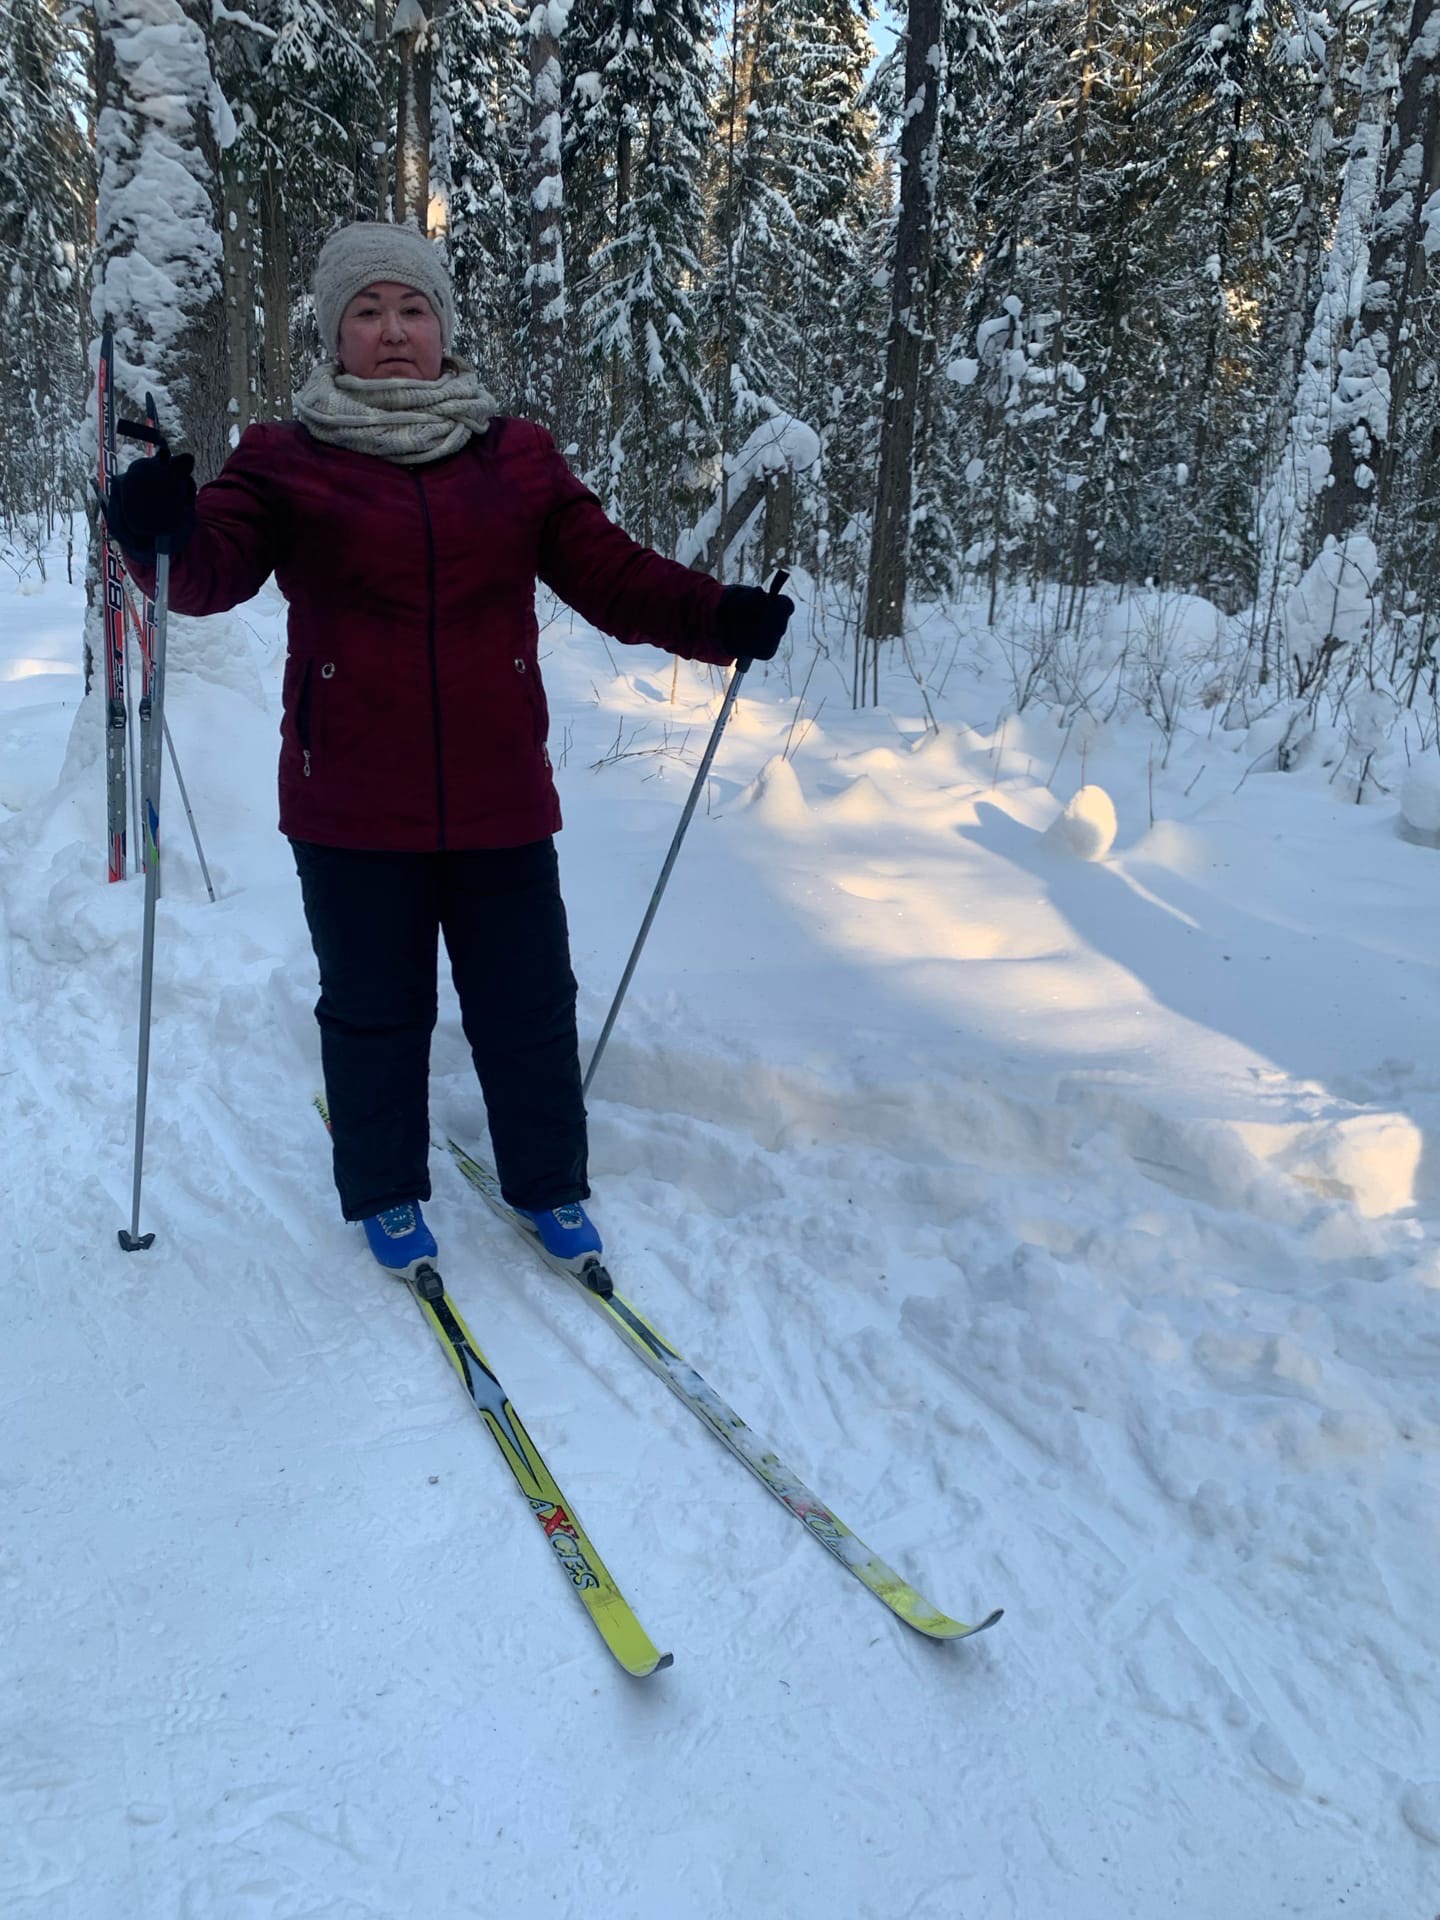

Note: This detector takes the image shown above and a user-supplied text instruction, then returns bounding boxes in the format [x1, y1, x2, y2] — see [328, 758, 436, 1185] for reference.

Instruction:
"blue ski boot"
[512, 1201, 612, 1295]
[362, 1202, 442, 1297]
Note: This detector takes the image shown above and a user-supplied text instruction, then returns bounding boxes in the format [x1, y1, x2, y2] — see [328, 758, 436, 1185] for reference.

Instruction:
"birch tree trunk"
[92, 0, 227, 473]
[865, 0, 943, 649]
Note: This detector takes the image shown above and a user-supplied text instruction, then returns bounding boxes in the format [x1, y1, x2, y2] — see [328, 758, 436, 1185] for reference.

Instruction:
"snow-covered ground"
[3, 534, 1438, 1920]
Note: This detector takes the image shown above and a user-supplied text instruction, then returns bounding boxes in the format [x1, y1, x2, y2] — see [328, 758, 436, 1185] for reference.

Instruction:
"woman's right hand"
[103, 447, 198, 558]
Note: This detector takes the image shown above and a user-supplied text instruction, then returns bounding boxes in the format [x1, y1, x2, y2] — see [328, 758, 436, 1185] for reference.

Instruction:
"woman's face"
[337, 281, 443, 381]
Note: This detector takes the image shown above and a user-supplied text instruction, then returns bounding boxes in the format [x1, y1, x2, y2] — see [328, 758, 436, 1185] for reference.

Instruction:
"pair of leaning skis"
[326, 1110, 1001, 1676]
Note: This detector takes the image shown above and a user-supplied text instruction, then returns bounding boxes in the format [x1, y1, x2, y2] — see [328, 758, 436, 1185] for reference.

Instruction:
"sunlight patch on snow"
[829, 870, 1056, 966]
[1231, 1112, 1423, 1218]
[0, 657, 82, 685]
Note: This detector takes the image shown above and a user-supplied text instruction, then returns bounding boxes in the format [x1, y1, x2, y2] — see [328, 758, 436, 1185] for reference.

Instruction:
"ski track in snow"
[2, 553, 1438, 1918]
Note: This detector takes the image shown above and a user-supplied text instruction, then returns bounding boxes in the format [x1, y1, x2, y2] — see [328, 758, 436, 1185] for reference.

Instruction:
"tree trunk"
[395, 0, 435, 229]
[92, 0, 227, 473]
[1191, 20, 1247, 493]
[864, 0, 942, 647]
[221, 150, 255, 438]
[1256, 0, 1406, 610]
[1312, 0, 1411, 543]
[1327, 0, 1440, 538]
[616, 121, 633, 229]
[259, 156, 292, 410]
[528, 0, 569, 432]
[363, 0, 392, 217]
[763, 467, 794, 577]
[1261, 24, 1344, 471]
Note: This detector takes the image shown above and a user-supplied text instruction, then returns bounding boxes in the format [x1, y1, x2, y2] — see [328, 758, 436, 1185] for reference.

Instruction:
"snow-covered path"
[3, 551, 1437, 1919]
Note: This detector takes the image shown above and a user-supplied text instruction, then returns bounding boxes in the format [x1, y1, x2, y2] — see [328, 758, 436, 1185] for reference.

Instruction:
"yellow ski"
[446, 1138, 1001, 1644]
[314, 1097, 670, 1677]
[416, 1286, 672, 1678]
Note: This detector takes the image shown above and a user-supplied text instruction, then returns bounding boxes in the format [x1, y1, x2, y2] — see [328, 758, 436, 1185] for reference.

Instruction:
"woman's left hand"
[717, 584, 794, 662]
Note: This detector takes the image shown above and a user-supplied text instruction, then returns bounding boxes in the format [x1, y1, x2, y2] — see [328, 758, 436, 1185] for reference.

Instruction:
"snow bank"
[3, 531, 1439, 1920]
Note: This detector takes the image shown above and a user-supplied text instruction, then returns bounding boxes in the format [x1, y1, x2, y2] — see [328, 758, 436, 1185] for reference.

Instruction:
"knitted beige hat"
[313, 222, 455, 356]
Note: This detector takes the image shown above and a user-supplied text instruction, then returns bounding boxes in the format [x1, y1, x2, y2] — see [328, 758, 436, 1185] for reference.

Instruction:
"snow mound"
[1046, 784, 1118, 860]
[735, 752, 809, 827]
[1126, 819, 1211, 876]
[1099, 590, 1224, 662]
[1400, 1783, 1440, 1848]
[1400, 763, 1440, 843]
[1232, 1111, 1422, 1219]
[1282, 535, 1378, 679]
[820, 774, 891, 825]
[848, 746, 904, 775]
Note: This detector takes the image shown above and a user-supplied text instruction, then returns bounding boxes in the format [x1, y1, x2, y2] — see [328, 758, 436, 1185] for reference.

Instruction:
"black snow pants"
[291, 837, 588, 1221]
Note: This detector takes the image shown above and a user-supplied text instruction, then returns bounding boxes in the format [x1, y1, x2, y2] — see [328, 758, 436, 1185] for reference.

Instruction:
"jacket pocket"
[515, 655, 547, 748]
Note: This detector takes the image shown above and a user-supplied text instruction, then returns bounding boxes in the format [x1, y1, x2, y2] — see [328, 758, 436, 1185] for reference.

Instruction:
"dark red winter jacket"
[126, 418, 731, 850]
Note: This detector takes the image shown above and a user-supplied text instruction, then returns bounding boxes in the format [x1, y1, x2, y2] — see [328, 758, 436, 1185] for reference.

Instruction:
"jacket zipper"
[414, 473, 446, 847]
[296, 660, 314, 777]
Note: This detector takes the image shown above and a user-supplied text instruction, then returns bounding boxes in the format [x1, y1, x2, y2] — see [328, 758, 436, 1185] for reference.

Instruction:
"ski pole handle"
[733, 567, 791, 674]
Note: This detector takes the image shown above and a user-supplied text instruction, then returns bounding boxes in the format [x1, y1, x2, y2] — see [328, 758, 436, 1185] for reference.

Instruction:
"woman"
[105, 220, 792, 1284]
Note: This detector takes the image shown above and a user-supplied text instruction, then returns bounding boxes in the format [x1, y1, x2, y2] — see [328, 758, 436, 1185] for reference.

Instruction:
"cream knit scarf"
[295, 356, 498, 465]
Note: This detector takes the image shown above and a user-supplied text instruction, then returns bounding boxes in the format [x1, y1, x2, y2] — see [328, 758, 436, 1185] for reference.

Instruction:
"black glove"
[102, 448, 197, 559]
[717, 583, 794, 663]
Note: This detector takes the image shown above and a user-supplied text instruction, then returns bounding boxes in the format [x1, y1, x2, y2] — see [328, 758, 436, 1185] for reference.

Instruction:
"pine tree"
[702, 0, 875, 577]
[908, 0, 1003, 600]
[0, 0, 92, 534]
[864, 0, 946, 651]
[444, 0, 528, 396]
[564, 0, 718, 546]
[939, 0, 1092, 611]
[1134, 0, 1308, 599]
[208, 0, 378, 416]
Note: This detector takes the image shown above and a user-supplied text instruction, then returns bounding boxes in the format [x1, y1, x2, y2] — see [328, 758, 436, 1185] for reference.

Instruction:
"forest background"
[1, 0, 1438, 753]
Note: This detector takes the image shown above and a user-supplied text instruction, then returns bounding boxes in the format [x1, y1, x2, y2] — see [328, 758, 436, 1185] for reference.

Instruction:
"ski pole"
[117, 412, 175, 1252]
[583, 569, 790, 1099]
[124, 632, 142, 878]
[119, 580, 216, 901]
[161, 712, 216, 903]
